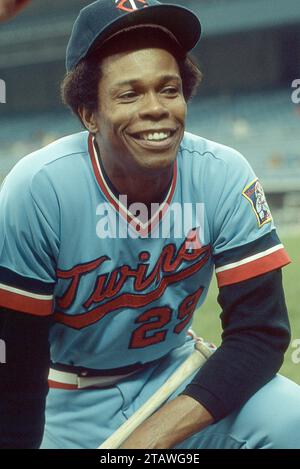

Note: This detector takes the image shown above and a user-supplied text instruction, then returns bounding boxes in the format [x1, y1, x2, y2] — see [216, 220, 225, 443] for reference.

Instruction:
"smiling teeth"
[143, 131, 171, 141]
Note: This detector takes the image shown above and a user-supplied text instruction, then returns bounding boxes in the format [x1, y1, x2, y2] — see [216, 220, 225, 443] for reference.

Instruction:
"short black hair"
[61, 26, 202, 126]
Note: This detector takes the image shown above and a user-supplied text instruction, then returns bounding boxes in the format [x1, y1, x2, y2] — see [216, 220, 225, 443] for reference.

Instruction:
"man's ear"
[78, 106, 99, 133]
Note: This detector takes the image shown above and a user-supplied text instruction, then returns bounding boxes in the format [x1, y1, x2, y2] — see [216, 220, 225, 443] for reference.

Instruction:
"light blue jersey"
[0, 131, 289, 374]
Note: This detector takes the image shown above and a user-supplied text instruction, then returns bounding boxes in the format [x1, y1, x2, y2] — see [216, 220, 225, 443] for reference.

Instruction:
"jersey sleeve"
[210, 148, 290, 287]
[0, 166, 59, 316]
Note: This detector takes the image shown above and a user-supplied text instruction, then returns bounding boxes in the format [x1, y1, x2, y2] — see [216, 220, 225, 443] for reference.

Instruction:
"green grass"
[192, 233, 300, 384]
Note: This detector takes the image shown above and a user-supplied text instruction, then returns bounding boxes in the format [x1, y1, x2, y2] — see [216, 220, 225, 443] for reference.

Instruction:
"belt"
[48, 359, 160, 390]
[48, 330, 200, 390]
[48, 368, 140, 390]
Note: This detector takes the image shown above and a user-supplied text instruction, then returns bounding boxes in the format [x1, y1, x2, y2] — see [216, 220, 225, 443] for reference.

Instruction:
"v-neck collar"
[88, 133, 178, 237]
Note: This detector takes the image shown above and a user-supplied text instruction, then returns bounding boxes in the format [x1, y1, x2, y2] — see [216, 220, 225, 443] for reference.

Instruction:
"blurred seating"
[0, 111, 81, 176]
[186, 89, 300, 181]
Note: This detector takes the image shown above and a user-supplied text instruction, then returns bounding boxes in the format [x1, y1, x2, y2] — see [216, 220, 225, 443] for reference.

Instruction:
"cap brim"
[90, 4, 201, 56]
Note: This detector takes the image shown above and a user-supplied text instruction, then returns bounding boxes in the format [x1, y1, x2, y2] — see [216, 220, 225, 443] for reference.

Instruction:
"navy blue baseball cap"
[66, 0, 201, 72]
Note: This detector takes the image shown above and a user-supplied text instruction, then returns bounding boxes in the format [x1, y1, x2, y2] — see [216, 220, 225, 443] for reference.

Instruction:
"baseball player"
[1, 0, 300, 449]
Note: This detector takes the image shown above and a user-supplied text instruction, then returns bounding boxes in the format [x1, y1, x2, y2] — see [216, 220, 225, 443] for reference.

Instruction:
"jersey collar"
[88, 133, 177, 237]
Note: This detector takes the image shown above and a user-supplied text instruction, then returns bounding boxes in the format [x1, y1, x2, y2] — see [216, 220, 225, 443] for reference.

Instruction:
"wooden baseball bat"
[97, 341, 213, 449]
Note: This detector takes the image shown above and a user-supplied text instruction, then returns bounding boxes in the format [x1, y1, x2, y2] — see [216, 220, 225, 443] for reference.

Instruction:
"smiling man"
[1, 0, 300, 450]
[89, 48, 184, 168]
[78, 35, 187, 207]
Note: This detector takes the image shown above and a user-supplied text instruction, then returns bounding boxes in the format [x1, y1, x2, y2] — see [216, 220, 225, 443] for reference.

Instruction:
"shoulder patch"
[242, 179, 272, 228]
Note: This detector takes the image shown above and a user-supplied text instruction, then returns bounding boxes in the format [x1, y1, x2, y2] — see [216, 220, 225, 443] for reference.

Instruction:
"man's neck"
[94, 139, 174, 209]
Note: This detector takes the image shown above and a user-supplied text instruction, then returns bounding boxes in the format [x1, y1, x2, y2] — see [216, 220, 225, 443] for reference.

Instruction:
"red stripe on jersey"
[48, 380, 78, 390]
[0, 288, 53, 316]
[216, 248, 291, 287]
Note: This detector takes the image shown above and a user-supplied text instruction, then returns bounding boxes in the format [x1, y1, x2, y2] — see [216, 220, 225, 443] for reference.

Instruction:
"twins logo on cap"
[115, 0, 148, 13]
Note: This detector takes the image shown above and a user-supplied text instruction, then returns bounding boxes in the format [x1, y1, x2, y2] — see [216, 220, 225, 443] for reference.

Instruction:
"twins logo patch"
[115, 0, 148, 13]
[242, 179, 272, 228]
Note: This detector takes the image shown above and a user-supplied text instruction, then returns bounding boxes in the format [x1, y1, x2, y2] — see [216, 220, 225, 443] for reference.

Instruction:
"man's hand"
[120, 394, 214, 449]
[0, 0, 31, 21]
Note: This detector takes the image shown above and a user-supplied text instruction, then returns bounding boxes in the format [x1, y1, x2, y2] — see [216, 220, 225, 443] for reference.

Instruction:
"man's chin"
[135, 152, 177, 172]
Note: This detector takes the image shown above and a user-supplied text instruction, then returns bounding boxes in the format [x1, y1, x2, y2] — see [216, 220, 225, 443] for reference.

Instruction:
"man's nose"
[139, 91, 169, 120]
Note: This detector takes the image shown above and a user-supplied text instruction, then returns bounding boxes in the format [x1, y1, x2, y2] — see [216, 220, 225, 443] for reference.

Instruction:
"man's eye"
[119, 91, 137, 100]
[162, 87, 179, 96]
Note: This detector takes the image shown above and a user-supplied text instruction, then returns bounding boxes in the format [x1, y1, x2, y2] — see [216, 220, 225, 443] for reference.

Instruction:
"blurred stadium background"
[0, 0, 299, 382]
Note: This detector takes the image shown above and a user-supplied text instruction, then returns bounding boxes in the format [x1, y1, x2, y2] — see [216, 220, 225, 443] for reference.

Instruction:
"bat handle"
[97, 341, 213, 449]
